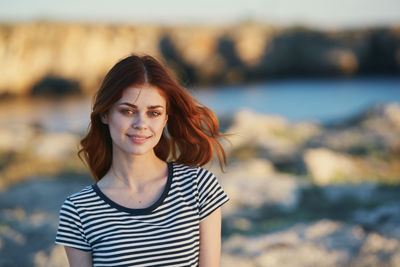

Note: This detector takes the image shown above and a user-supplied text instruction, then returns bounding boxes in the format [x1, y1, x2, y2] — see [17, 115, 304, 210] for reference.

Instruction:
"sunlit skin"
[97, 85, 169, 205]
[101, 85, 168, 160]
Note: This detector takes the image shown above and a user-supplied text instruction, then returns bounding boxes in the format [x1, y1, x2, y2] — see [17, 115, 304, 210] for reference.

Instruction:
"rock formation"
[1, 22, 399, 97]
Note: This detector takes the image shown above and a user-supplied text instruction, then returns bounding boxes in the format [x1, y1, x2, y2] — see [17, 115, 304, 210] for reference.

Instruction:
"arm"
[198, 207, 222, 267]
[64, 246, 93, 267]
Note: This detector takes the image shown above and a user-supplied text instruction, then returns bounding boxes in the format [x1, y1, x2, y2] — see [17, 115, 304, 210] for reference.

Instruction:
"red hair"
[79, 54, 227, 181]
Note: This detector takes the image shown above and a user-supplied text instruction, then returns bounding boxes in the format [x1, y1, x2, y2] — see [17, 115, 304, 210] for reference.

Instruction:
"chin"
[127, 147, 154, 156]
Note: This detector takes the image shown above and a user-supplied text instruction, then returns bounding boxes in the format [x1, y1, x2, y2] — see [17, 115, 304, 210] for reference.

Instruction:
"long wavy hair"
[79, 54, 227, 181]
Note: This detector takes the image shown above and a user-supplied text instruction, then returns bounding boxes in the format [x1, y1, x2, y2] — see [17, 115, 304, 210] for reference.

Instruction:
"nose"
[132, 112, 147, 130]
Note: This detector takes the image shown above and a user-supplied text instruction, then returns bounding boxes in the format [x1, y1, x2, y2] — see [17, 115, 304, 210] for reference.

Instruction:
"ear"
[101, 113, 108, 124]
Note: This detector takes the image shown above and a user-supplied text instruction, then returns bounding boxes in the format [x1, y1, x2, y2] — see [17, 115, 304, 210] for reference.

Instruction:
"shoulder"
[62, 185, 95, 207]
[171, 163, 198, 179]
[171, 162, 215, 183]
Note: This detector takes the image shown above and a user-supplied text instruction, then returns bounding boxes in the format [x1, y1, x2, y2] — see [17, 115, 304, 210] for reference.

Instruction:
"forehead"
[118, 85, 166, 106]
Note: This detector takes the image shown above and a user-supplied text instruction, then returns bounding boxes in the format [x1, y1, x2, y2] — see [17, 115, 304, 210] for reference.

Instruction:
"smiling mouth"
[127, 134, 151, 140]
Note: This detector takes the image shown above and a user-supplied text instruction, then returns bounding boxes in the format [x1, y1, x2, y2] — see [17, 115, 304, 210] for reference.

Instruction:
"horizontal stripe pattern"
[55, 163, 229, 267]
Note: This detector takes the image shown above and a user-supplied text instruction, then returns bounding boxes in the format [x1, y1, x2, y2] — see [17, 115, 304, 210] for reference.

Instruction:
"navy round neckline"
[92, 162, 173, 215]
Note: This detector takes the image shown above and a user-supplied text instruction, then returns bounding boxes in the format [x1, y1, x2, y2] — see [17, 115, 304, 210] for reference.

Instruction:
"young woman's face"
[102, 85, 168, 158]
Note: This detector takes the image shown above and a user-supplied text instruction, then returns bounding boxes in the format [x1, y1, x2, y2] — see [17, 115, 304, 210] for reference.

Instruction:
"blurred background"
[1, 0, 400, 266]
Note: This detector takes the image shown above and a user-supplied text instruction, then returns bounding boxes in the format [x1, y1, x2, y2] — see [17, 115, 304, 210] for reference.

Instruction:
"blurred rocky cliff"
[1, 22, 400, 96]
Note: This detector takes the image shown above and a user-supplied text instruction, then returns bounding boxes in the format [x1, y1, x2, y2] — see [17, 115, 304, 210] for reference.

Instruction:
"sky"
[0, 0, 400, 28]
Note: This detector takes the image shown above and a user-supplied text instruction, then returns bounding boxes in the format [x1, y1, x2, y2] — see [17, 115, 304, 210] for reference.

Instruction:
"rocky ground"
[1, 168, 399, 266]
[0, 102, 400, 266]
[216, 168, 400, 267]
[0, 174, 91, 267]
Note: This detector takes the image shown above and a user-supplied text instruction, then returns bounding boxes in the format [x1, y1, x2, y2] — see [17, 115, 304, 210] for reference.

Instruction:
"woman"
[55, 54, 229, 267]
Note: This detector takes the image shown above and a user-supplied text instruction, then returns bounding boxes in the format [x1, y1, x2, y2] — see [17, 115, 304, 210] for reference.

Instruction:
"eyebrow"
[119, 102, 165, 109]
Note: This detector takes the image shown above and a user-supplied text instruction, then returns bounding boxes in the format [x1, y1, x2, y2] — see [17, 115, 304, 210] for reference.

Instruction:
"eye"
[120, 109, 134, 115]
[148, 110, 161, 117]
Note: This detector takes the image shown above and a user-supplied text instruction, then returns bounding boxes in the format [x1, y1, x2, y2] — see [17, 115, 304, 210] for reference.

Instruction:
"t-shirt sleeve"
[55, 197, 92, 252]
[197, 167, 229, 221]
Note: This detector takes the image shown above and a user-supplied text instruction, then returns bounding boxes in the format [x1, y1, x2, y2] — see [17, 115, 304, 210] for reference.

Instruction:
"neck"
[109, 150, 167, 189]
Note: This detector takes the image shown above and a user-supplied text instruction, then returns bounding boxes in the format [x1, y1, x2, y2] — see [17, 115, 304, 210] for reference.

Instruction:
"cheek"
[109, 115, 130, 132]
[154, 120, 167, 134]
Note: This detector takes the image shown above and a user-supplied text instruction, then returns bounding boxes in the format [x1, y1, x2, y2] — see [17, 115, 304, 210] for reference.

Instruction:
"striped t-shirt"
[55, 162, 229, 266]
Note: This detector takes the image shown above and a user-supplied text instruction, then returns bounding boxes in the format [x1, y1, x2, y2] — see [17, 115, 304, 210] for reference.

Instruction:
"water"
[192, 77, 400, 122]
[1, 77, 399, 133]
[0, 96, 92, 134]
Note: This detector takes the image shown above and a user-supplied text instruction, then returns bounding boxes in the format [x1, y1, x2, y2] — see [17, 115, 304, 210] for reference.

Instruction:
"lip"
[127, 134, 151, 144]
